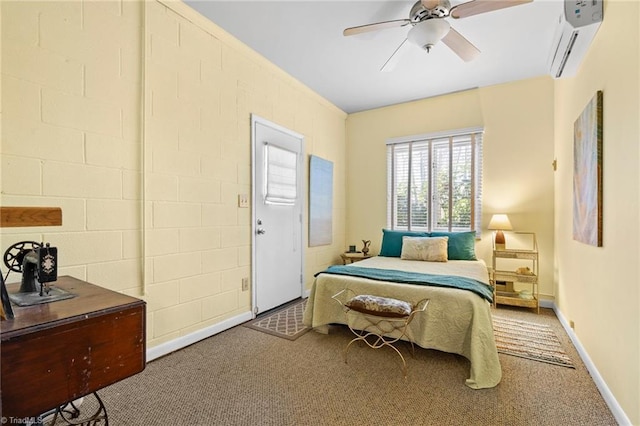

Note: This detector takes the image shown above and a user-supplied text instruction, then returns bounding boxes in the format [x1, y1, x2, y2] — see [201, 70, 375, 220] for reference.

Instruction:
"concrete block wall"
[1, 1, 145, 298]
[1, 0, 347, 349]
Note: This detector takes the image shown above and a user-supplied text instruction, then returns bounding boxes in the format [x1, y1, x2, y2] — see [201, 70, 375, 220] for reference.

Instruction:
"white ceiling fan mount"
[343, 0, 533, 71]
[408, 0, 452, 21]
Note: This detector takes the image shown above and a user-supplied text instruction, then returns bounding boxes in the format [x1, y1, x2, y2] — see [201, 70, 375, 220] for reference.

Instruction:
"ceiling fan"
[343, 0, 532, 71]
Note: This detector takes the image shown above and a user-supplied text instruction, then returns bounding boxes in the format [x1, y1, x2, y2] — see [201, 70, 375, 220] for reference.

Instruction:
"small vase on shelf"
[361, 240, 371, 256]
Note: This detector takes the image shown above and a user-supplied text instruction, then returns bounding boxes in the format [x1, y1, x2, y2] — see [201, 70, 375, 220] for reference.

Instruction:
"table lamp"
[488, 214, 512, 250]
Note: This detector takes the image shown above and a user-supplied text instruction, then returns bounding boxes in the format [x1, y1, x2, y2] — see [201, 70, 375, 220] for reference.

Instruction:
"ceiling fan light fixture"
[407, 19, 450, 51]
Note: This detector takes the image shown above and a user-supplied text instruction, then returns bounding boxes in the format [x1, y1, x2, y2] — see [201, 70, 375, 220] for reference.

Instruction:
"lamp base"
[494, 230, 506, 250]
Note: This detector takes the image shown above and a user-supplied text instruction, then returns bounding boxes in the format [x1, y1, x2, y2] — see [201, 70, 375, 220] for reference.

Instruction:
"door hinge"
[254, 306, 259, 316]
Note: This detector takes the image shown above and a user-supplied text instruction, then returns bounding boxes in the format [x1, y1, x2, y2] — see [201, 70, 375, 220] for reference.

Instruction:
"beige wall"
[0, 1, 346, 349]
[553, 1, 639, 423]
[345, 78, 556, 299]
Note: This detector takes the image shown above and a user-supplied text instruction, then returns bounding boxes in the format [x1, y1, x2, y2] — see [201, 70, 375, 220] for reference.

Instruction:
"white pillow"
[400, 236, 449, 262]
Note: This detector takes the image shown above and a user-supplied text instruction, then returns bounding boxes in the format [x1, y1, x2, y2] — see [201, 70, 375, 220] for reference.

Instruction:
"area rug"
[244, 299, 309, 341]
[492, 316, 575, 368]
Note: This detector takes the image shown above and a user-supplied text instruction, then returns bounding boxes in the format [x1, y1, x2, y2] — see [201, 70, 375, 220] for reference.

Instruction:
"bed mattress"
[303, 256, 501, 389]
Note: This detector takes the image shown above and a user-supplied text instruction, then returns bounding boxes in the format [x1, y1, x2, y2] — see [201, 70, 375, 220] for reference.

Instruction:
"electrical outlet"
[242, 277, 249, 291]
[569, 320, 575, 329]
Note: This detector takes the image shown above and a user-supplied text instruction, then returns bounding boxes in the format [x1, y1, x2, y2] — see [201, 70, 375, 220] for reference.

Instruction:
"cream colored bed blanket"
[303, 256, 502, 389]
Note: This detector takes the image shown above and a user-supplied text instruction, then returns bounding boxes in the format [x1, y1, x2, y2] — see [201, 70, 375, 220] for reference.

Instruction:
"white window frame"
[386, 127, 483, 234]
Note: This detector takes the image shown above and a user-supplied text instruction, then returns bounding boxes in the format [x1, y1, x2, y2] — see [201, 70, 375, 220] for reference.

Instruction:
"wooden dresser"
[1, 276, 146, 419]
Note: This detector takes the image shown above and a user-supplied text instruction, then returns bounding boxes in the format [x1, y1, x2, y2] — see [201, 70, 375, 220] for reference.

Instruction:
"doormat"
[244, 299, 309, 341]
[493, 316, 575, 368]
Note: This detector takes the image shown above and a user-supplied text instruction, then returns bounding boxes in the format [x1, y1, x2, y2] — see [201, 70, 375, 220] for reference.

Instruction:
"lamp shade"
[488, 214, 513, 231]
[407, 19, 451, 50]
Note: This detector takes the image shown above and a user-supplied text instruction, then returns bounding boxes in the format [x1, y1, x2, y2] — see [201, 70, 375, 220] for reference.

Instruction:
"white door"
[251, 115, 304, 315]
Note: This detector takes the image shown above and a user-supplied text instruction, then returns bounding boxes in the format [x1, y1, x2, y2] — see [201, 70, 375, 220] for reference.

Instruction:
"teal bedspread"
[315, 265, 494, 303]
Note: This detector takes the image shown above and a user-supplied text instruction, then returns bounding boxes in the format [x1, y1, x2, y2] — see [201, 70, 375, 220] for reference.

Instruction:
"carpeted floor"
[90, 305, 616, 426]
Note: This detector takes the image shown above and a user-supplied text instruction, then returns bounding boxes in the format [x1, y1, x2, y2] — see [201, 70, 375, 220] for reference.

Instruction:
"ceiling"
[184, 0, 563, 113]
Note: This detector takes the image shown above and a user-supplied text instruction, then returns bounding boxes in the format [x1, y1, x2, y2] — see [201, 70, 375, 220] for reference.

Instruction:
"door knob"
[257, 228, 266, 235]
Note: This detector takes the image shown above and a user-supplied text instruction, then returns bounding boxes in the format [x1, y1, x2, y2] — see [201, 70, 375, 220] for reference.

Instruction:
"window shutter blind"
[393, 145, 410, 229]
[264, 144, 297, 205]
[409, 141, 429, 230]
[386, 145, 394, 228]
[386, 128, 483, 234]
[473, 133, 483, 234]
[451, 135, 473, 231]
[431, 138, 450, 231]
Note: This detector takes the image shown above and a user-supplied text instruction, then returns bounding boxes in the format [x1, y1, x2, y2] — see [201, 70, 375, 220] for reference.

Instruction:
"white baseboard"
[539, 299, 555, 309]
[146, 311, 253, 362]
[551, 303, 631, 426]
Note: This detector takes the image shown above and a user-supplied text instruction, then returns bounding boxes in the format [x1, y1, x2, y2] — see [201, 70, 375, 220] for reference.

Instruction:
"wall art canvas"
[573, 91, 603, 247]
[309, 155, 333, 246]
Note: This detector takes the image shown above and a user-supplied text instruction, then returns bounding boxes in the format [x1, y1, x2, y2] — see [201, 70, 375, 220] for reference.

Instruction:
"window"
[264, 144, 297, 205]
[386, 128, 483, 233]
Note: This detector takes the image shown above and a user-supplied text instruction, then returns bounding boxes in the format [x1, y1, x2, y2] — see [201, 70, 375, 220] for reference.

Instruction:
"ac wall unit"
[548, 0, 603, 79]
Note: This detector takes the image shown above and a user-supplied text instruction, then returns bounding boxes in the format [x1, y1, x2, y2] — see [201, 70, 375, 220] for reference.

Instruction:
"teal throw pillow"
[379, 229, 429, 257]
[430, 231, 477, 260]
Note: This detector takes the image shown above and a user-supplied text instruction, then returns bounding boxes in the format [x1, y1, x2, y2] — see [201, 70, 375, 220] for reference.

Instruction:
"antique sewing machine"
[3, 241, 74, 308]
[1, 208, 145, 424]
[1, 242, 145, 424]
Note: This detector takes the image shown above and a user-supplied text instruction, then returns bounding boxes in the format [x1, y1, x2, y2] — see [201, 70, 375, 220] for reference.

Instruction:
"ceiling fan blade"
[343, 19, 411, 36]
[381, 38, 411, 72]
[450, 0, 532, 19]
[421, 0, 440, 9]
[441, 28, 480, 62]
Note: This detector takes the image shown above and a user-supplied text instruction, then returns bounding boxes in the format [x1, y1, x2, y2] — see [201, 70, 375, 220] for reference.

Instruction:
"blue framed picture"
[309, 155, 333, 247]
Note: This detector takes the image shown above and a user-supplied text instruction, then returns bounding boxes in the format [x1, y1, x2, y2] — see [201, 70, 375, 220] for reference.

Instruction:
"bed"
[302, 231, 502, 390]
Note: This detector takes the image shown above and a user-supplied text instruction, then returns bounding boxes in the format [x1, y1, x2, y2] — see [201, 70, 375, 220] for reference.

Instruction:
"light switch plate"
[238, 194, 249, 208]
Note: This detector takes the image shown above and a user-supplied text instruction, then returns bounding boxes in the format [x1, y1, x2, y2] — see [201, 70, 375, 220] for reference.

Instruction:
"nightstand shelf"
[340, 252, 371, 264]
[491, 232, 539, 313]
